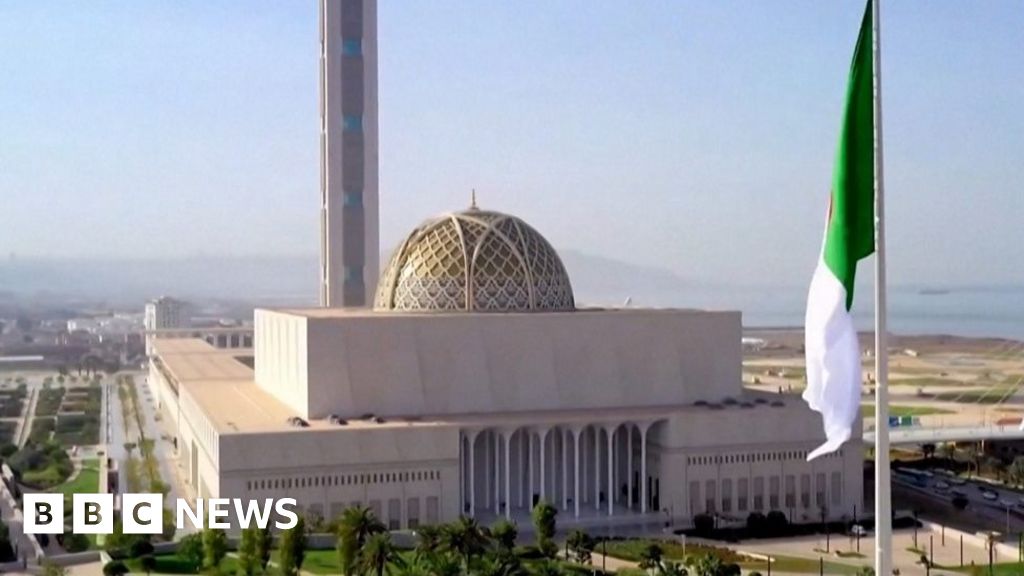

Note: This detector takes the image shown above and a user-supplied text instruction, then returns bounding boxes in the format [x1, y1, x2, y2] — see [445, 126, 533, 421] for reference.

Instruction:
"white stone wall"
[257, 309, 742, 420]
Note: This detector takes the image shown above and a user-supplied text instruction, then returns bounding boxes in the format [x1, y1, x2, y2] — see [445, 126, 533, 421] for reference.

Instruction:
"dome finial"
[470, 189, 478, 210]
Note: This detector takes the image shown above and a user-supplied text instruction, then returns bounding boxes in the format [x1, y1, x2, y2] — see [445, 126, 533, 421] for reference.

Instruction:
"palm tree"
[490, 519, 518, 553]
[566, 530, 594, 564]
[359, 533, 403, 576]
[688, 554, 724, 576]
[414, 524, 443, 559]
[639, 543, 664, 572]
[441, 516, 491, 570]
[337, 505, 386, 575]
[660, 561, 689, 576]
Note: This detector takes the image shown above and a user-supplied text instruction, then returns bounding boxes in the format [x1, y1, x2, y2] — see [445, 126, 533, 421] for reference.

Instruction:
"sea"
[656, 284, 1024, 340]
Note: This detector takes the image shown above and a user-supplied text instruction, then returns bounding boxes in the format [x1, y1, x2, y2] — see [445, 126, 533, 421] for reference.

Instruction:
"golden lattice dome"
[374, 206, 575, 312]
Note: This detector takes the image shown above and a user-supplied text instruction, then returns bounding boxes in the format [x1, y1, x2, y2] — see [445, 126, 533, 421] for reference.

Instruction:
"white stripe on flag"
[803, 259, 863, 461]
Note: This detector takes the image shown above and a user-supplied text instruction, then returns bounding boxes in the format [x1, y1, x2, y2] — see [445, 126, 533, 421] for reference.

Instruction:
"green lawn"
[890, 377, 970, 387]
[934, 390, 1018, 404]
[741, 555, 863, 575]
[125, 553, 238, 575]
[272, 548, 341, 574]
[48, 458, 99, 497]
[860, 404, 955, 418]
[944, 561, 1024, 576]
[601, 539, 745, 563]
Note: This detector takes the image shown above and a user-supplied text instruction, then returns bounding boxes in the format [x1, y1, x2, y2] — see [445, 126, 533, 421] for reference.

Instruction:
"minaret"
[319, 0, 379, 307]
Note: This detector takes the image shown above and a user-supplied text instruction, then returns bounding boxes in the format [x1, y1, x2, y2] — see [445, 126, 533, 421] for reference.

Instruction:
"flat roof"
[152, 339, 253, 382]
[269, 306, 734, 320]
[156, 337, 782, 435]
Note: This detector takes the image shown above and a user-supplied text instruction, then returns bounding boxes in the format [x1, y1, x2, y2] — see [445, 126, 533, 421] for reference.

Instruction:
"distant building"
[144, 297, 187, 355]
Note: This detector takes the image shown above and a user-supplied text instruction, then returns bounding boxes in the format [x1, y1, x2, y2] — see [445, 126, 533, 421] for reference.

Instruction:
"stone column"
[504, 431, 511, 520]
[468, 429, 478, 516]
[594, 427, 601, 511]
[561, 429, 569, 511]
[528, 430, 534, 508]
[538, 427, 549, 503]
[573, 427, 581, 518]
[627, 425, 633, 510]
[606, 425, 616, 516]
[494, 431, 500, 514]
[640, 422, 651, 514]
[485, 430, 491, 511]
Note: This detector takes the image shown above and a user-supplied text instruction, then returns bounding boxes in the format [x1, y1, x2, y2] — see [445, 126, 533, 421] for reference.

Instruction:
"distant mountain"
[0, 251, 691, 309]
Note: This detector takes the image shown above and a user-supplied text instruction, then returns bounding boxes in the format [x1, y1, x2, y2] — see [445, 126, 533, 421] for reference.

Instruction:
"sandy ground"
[743, 330, 1024, 427]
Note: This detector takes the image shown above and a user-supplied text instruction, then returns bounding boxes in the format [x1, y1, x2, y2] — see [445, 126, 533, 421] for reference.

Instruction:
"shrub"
[130, 539, 154, 558]
[102, 560, 129, 576]
[693, 513, 715, 535]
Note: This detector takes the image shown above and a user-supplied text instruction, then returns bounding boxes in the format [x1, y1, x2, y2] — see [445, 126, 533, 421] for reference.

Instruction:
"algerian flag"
[803, 0, 876, 461]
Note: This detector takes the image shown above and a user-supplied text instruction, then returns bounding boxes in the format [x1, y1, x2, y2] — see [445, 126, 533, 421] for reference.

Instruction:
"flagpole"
[871, 0, 892, 575]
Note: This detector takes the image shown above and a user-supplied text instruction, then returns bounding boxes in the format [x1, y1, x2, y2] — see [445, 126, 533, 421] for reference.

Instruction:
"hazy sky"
[1, 1, 1021, 287]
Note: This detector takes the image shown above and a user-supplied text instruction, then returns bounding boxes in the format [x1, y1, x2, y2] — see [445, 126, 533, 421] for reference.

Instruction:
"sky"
[1, 1, 1021, 287]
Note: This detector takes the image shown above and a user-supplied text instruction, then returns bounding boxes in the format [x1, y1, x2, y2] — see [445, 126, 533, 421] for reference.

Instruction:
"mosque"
[149, 205, 863, 530]
[148, 0, 861, 532]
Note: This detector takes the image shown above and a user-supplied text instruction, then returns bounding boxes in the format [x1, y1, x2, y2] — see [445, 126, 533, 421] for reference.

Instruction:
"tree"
[102, 560, 129, 576]
[660, 562, 689, 576]
[201, 528, 228, 572]
[1010, 456, 1024, 487]
[177, 533, 204, 571]
[939, 442, 956, 462]
[238, 526, 261, 576]
[279, 516, 308, 576]
[567, 530, 594, 564]
[533, 560, 562, 576]
[441, 516, 491, 569]
[922, 443, 936, 460]
[531, 502, 557, 557]
[693, 513, 715, 535]
[40, 562, 68, 576]
[360, 532, 402, 576]
[338, 505, 386, 575]
[254, 525, 273, 573]
[688, 554, 724, 576]
[765, 510, 789, 531]
[639, 543, 664, 571]
[746, 512, 767, 536]
[414, 524, 443, 559]
[139, 554, 157, 575]
[491, 519, 518, 553]
[129, 539, 154, 559]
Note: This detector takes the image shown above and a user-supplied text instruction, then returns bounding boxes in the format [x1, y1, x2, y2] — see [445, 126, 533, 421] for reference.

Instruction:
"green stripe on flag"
[824, 0, 876, 310]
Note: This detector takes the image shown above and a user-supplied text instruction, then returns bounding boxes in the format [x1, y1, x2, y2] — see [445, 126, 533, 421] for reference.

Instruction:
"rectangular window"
[407, 498, 420, 529]
[801, 474, 811, 508]
[689, 481, 701, 516]
[344, 266, 363, 284]
[426, 497, 439, 524]
[344, 115, 363, 132]
[785, 475, 796, 509]
[738, 478, 749, 512]
[769, 476, 780, 510]
[753, 477, 764, 511]
[388, 498, 401, 530]
[343, 190, 363, 207]
[831, 471, 843, 506]
[816, 473, 827, 508]
[705, 480, 716, 513]
[721, 479, 732, 513]
[343, 38, 362, 56]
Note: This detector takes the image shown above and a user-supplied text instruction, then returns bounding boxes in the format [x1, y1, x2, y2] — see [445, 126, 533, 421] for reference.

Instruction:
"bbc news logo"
[23, 494, 299, 535]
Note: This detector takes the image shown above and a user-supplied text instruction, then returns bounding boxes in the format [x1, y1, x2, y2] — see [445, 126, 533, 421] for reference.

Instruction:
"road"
[895, 468, 1024, 535]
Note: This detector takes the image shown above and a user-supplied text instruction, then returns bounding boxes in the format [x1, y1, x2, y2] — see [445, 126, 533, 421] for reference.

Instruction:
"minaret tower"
[319, 0, 379, 306]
